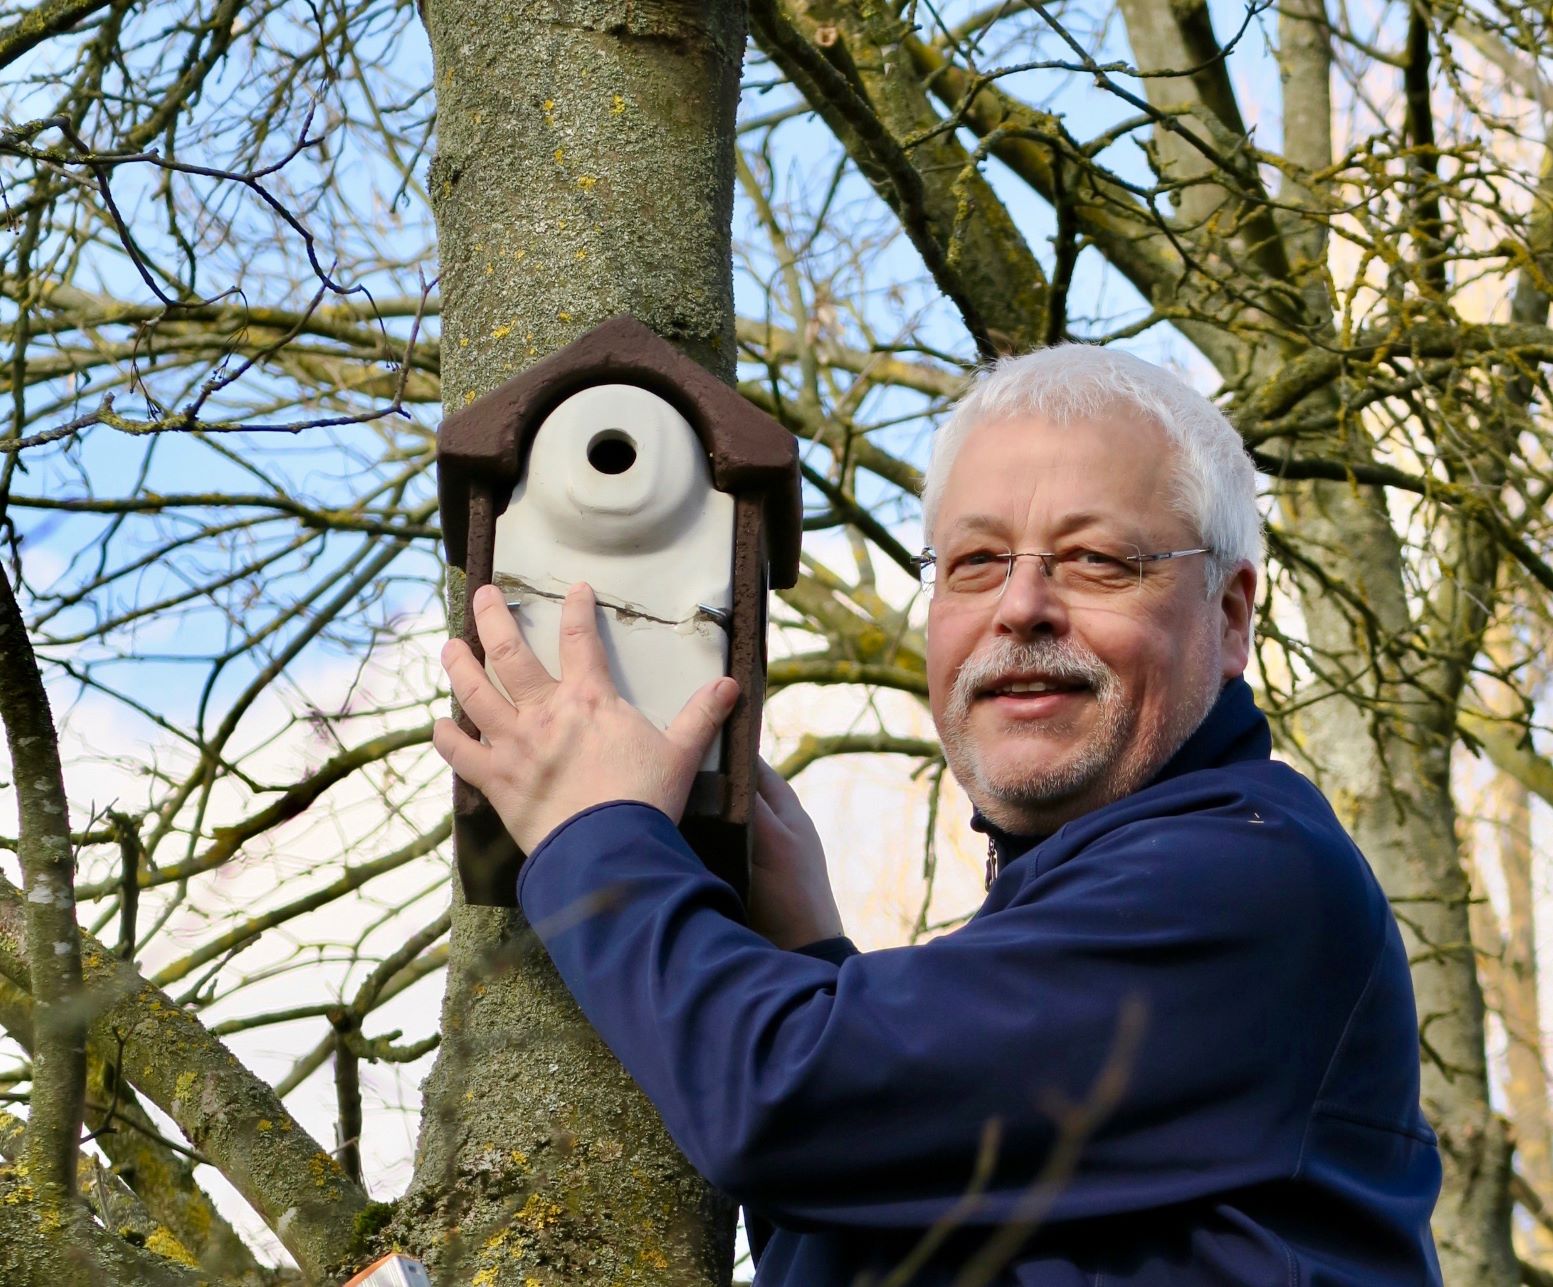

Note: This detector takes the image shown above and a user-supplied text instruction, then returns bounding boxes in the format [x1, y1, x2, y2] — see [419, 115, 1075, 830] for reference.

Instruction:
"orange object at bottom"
[341, 1253, 431, 1287]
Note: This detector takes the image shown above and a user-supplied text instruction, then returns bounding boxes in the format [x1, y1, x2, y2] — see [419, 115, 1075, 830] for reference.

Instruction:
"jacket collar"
[970, 677, 1271, 878]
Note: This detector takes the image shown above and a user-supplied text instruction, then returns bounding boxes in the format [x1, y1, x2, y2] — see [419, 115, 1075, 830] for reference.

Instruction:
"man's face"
[925, 411, 1254, 835]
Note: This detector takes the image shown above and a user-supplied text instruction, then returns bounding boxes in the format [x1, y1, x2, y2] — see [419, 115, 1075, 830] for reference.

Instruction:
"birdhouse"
[438, 315, 802, 906]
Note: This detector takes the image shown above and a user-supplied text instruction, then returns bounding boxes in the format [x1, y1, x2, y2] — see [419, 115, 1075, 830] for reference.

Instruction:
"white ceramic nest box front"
[491, 383, 735, 770]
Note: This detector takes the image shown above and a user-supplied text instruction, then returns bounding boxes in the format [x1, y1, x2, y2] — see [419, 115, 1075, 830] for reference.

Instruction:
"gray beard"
[938, 635, 1218, 827]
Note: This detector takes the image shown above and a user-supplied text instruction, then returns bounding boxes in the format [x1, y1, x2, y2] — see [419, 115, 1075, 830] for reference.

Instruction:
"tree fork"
[0, 884, 370, 1281]
[0, 975, 264, 1279]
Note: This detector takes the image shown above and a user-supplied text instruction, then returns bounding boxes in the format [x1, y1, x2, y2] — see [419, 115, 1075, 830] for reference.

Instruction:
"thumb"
[666, 675, 740, 760]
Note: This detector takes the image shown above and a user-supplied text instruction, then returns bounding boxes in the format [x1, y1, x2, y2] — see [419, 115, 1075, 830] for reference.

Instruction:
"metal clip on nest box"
[437, 315, 802, 906]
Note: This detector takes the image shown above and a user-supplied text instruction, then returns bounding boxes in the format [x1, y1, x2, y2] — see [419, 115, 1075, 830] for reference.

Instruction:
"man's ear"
[1218, 562, 1256, 680]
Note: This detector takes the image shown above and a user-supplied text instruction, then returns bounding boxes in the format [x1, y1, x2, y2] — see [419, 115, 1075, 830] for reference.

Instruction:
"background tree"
[0, 1, 1551, 1284]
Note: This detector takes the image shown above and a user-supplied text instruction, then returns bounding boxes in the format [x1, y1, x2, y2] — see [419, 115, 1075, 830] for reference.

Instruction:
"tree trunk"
[1279, 588, 1514, 1284]
[402, 3, 745, 1282]
[1472, 769, 1553, 1260]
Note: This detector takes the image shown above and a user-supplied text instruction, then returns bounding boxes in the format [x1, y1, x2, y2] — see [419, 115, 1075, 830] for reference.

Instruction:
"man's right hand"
[748, 759, 845, 951]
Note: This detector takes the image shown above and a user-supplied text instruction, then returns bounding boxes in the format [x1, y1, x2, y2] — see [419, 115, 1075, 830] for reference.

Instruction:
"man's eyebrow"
[942, 514, 1005, 537]
[1052, 511, 1130, 538]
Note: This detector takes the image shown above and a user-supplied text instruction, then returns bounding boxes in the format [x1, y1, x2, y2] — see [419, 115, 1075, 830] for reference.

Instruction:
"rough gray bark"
[398, 3, 746, 1282]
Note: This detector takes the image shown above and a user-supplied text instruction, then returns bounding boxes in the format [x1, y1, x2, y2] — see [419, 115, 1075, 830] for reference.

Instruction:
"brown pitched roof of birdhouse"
[437, 314, 802, 588]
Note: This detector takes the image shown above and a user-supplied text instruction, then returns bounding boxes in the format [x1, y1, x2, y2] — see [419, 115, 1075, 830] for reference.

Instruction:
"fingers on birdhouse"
[558, 583, 614, 688]
[473, 582, 555, 703]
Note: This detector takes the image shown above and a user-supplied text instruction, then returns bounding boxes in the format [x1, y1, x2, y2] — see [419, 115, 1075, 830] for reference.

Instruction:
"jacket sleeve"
[517, 798, 1383, 1230]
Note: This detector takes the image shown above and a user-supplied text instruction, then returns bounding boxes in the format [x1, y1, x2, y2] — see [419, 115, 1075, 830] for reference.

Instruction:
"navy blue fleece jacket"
[517, 679, 1443, 1284]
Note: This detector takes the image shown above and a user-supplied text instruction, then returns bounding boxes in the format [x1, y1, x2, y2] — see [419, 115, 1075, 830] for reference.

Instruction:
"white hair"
[921, 344, 1262, 593]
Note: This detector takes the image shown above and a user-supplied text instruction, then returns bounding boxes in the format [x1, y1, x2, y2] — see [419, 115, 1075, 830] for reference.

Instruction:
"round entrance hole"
[587, 431, 637, 475]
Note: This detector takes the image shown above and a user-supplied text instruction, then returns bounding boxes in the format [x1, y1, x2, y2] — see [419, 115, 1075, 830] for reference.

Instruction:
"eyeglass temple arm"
[1130, 547, 1211, 565]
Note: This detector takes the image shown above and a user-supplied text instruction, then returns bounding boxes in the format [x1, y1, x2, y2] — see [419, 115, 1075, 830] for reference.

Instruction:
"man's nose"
[992, 557, 1068, 636]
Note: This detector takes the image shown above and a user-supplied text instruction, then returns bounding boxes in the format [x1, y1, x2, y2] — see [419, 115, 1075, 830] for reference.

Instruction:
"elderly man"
[434, 345, 1443, 1285]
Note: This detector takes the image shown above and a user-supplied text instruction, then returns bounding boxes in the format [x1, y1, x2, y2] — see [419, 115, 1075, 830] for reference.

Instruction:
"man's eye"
[956, 551, 1002, 568]
[1061, 547, 1141, 589]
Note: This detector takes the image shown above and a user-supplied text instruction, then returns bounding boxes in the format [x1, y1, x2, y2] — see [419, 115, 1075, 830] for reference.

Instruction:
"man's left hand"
[433, 582, 741, 855]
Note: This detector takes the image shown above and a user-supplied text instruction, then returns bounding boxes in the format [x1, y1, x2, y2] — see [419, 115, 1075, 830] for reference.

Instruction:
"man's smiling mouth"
[979, 674, 1090, 699]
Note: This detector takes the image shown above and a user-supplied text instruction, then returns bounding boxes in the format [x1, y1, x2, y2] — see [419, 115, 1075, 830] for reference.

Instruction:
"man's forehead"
[934, 414, 1176, 534]
[942, 509, 1121, 538]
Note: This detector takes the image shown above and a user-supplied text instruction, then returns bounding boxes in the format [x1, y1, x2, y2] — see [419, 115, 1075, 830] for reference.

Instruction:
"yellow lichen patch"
[576, 175, 597, 191]
[464, 391, 476, 406]
[483, 1228, 509, 1251]
[459, 336, 470, 347]
[471, 1267, 499, 1287]
[144, 1225, 198, 1266]
[574, 249, 587, 262]
[491, 324, 512, 339]
[637, 1245, 670, 1271]
[557, 311, 573, 323]
[258, 1119, 273, 1132]
[174, 1070, 197, 1103]
[509, 1149, 528, 1167]
[856, 624, 889, 658]
[516, 1194, 563, 1230]
[610, 94, 626, 115]
[553, 147, 565, 164]
[308, 1153, 341, 1188]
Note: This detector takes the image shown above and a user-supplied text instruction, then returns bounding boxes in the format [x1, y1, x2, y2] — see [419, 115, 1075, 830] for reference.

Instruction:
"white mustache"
[950, 638, 1117, 712]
